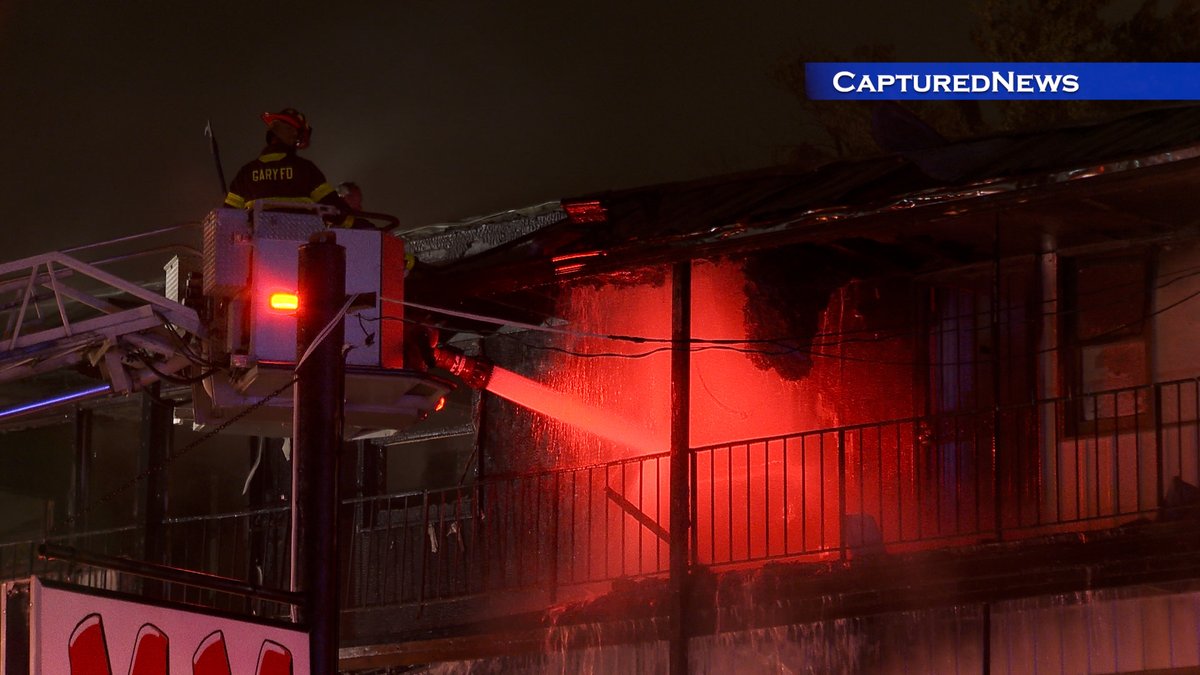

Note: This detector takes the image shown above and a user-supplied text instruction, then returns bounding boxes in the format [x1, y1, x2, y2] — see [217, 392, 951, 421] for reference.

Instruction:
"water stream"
[485, 366, 661, 457]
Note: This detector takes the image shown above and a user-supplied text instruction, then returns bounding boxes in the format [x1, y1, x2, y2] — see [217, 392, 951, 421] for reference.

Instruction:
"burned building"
[5, 105, 1200, 672]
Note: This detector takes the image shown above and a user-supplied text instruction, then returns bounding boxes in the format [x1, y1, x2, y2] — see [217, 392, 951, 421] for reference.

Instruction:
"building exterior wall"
[409, 582, 1200, 674]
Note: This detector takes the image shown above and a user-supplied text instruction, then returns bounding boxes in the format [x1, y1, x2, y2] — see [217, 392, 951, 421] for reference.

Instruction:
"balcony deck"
[4, 377, 1199, 666]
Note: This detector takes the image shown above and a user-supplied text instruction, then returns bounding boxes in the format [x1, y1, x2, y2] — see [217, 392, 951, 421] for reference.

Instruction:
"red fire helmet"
[261, 108, 312, 149]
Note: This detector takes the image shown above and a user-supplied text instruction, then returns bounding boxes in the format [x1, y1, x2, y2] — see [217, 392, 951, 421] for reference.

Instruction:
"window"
[1062, 252, 1153, 430]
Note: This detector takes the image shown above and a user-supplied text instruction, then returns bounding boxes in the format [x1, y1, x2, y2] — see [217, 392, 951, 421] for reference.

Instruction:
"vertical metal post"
[838, 429, 847, 562]
[1154, 383, 1165, 509]
[137, 382, 172, 590]
[337, 439, 360, 611]
[358, 437, 388, 530]
[1038, 233, 1059, 524]
[471, 357, 488, 591]
[669, 260, 692, 675]
[291, 232, 346, 675]
[417, 491, 430, 606]
[361, 439, 388, 496]
[549, 471, 560, 603]
[982, 601, 992, 674]
[247, 437, 268, 592]
[690, 452, 698, 567]
[70, 406, 94, 533]
[991, 214, 1004, 538]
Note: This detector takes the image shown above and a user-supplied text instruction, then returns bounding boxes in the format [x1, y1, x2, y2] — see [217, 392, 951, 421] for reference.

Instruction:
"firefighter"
[223, 108, 354, 226]
[335, 181, 363, 211]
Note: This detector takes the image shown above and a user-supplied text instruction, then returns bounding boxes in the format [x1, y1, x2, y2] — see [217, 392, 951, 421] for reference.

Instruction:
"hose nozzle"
[431, 344, 494, 390]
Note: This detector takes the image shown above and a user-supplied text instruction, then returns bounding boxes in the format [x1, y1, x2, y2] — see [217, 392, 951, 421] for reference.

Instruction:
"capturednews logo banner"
[806, 63, 1200, 100]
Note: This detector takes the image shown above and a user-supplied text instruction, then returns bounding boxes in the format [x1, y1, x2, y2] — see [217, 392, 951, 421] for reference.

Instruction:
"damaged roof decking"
[412, 105, 1200, 306]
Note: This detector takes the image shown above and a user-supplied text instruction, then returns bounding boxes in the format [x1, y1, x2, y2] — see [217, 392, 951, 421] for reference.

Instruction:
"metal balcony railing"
[3, 379, 1198, 614]
[0, 524, 138, 589]
[0, 507, 293, 615]
[344, 454, 673, 608]
[343, 377, 1200, 608]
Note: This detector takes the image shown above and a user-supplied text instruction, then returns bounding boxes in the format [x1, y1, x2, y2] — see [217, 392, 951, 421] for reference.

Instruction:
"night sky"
[1, 1, 974, 261]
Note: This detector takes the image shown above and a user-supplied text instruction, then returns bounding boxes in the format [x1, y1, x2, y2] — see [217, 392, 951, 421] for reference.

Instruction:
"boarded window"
[1063, 253, 1153, 427]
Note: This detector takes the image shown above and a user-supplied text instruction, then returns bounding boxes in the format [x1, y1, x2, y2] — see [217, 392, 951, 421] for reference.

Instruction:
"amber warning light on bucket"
[268, 292, 299, 311]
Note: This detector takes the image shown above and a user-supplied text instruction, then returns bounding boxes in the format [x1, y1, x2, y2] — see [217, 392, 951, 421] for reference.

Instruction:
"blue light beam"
[0, 384, 112, 419]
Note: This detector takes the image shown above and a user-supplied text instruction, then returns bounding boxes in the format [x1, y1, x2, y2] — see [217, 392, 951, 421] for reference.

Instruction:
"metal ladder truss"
[0, 252, 204, 395]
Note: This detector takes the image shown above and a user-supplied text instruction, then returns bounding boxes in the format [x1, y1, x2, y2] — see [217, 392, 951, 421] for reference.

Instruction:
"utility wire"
[385, 273, 1200, 363]
[387, 261, 1200, 352]
[374, 275, 1200, 369]
[295, 295, 356, 371]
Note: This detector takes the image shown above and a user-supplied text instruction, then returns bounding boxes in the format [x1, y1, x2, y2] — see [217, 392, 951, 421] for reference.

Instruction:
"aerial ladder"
[0, 203, 452, 437]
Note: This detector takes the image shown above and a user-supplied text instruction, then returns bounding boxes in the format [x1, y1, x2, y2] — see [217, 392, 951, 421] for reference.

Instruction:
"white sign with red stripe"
[27, 577, 308, 675]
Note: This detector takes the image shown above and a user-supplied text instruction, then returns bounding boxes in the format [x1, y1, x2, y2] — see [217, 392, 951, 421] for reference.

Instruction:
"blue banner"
[805, 63, 1200, 100]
